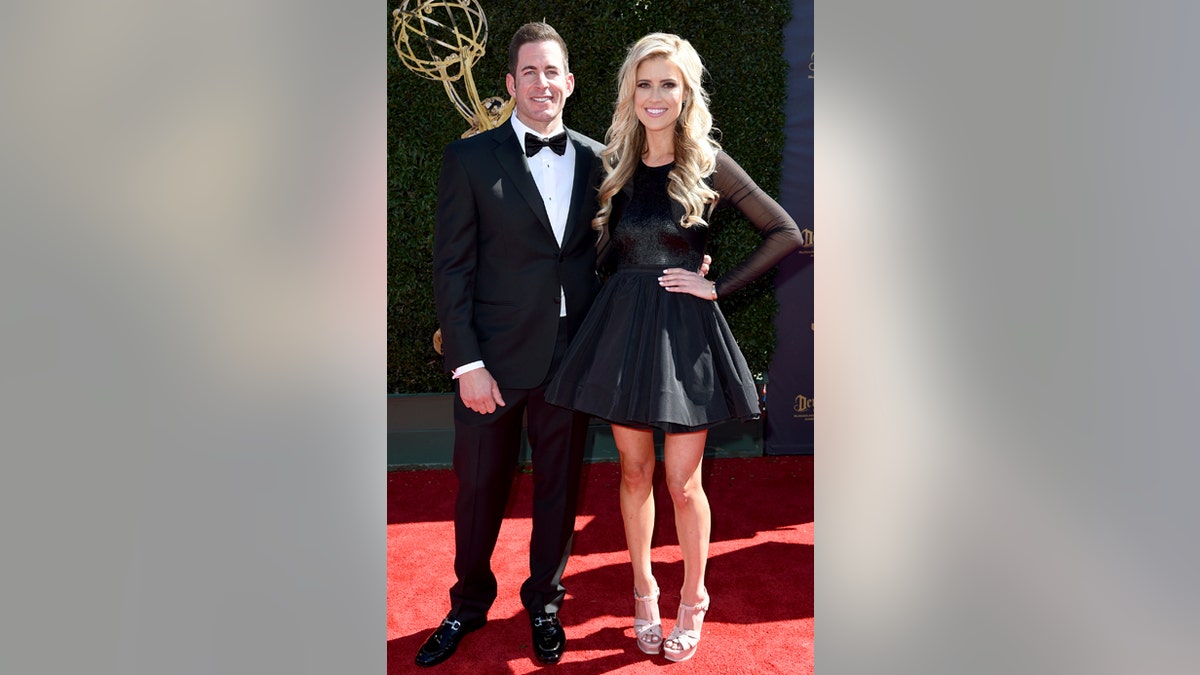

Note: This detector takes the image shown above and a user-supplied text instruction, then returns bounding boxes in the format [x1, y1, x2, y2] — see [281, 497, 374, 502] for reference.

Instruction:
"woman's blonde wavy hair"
[593, 33, 721, 232]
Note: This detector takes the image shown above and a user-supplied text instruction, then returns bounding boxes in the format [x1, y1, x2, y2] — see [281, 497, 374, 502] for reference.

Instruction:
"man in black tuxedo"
[416, 22, 604, 667]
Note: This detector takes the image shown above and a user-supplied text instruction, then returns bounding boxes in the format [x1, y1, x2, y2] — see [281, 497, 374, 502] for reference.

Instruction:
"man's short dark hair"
[508, 22, 569, 75]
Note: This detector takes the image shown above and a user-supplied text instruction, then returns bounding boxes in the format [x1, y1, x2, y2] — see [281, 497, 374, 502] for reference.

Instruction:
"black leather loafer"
[414, 616, 486, 668]
[529, 611, 565, 664]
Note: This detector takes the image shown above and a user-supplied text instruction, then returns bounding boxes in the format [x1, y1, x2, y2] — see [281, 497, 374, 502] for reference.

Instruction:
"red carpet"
[388, 455, 813, 674]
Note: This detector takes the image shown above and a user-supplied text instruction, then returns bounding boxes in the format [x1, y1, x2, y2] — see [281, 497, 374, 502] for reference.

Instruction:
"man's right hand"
[458, 367, 506, 414]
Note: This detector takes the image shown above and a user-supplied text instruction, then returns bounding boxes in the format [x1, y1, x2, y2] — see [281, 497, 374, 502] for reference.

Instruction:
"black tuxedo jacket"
[433, 121, 606, 390]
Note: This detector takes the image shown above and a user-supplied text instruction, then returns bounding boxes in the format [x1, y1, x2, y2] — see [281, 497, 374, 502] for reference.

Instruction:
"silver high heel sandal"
[663, 594, 709, 663]
[633, 586, 662, 655]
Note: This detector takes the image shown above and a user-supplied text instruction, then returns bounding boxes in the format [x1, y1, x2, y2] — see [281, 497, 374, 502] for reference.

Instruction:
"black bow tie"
[524, 131, 568, 157]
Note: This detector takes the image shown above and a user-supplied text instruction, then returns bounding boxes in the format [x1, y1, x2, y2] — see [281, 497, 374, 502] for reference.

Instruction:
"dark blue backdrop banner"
[766, 0, 814, 455]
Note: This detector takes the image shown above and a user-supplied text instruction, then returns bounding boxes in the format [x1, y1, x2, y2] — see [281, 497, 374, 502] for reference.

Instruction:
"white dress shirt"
[453, 114, 577, 379]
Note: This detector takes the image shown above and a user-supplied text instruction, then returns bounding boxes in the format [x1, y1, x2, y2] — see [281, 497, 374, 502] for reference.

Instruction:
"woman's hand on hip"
[659, 267, 717, 300]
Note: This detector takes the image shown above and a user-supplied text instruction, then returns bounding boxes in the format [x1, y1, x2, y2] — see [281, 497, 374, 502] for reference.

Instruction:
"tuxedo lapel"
[563, 130, 594, 247]
[491, 123, 555, 240]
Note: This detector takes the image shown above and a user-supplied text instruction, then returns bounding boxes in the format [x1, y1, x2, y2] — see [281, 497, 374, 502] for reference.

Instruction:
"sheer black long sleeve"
[710, 152, 803, 298]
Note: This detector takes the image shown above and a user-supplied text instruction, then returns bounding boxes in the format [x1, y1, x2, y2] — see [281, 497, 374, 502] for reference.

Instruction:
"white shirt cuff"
[452, 361, 485, 379]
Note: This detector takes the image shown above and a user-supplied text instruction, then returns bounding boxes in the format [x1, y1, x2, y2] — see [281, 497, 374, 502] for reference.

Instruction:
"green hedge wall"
[388, 0, 793, 393]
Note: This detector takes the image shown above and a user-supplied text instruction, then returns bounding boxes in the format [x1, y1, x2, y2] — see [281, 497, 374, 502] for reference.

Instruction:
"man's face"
[506, 40, 574, 135]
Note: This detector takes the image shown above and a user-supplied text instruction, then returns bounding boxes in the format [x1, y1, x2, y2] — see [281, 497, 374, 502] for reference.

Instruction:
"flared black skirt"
[545, 266, 761, 433]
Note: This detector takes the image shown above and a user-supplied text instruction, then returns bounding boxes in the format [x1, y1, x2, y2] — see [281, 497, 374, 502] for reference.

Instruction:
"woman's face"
[633, 56, 685, 135]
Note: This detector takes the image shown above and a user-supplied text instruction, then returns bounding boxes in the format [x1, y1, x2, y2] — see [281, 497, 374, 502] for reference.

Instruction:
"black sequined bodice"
[611, 162, 707, 270]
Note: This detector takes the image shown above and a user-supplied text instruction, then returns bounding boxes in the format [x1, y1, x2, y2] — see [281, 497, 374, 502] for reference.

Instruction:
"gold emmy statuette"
[392, 0, 515, 355]
[392, 0, 515, 138]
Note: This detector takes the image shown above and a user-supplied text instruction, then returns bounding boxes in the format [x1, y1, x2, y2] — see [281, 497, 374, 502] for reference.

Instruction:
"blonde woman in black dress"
[545, 33, 802, 662]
